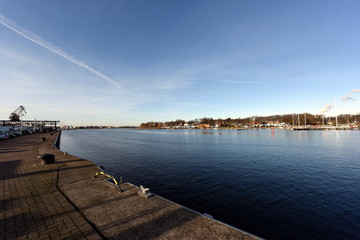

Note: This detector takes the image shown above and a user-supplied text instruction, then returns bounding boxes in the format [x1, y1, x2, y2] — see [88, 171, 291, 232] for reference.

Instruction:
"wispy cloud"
[320, 104, 333, 114]
[320, 88, 360, 115]
[0, 13, 136, 97]
[341, 95, 356, 102]
[341, 88, 360, 102]
[221, 80, 261, 84]
[152, 76, 193, 90]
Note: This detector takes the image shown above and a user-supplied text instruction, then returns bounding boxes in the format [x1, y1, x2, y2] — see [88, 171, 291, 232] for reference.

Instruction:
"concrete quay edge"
[1, 131, 264, 240]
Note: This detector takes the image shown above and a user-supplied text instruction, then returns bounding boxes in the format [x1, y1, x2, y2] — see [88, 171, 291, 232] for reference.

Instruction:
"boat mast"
[335, 100, 338, 128]
[298, 114, 300, 126]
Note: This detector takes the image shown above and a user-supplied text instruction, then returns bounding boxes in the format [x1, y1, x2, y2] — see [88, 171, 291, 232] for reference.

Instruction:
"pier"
[0, 132, 262, 239]
[290, 126, 353, 131]
[1, 119, 60, 131]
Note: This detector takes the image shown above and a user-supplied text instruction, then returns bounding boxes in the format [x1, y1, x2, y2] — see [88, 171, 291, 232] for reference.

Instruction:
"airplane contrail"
[0, 13, 136, 97]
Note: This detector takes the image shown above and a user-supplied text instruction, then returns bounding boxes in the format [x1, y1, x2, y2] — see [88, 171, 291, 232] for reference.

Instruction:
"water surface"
[60, 129, 360, 240]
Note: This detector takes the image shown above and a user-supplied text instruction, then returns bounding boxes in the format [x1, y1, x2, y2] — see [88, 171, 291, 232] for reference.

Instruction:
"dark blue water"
[60, 129, 360, 240]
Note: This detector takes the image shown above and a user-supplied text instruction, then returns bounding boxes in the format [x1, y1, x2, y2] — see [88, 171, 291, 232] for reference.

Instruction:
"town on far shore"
[57, 113, 360, 130]
[139, 113, 360, 130]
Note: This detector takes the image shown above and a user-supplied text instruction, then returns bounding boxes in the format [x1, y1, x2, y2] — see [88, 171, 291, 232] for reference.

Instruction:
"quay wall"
[52, 131, 263, 240]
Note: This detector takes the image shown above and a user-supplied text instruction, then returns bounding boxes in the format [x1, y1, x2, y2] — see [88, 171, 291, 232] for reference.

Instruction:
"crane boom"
[9, 106, 27, 121]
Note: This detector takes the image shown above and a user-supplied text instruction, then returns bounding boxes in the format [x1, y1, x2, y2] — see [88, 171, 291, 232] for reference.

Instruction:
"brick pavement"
[0, 133, 102, 240]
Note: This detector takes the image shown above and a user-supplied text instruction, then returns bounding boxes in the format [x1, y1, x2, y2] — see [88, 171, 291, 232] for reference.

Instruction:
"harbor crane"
[9, 106, 27, 121]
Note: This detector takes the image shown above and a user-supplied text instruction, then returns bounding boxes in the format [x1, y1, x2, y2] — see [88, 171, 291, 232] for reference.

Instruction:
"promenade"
[0, 133, 101, 239]
[1, 133, 262, 240]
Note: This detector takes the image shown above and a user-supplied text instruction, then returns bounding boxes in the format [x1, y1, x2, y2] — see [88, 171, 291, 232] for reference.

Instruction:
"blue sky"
[1, 0, 360, 126]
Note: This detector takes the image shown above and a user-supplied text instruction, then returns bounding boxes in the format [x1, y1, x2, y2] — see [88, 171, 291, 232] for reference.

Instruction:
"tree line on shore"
[140, 113, 360, 129]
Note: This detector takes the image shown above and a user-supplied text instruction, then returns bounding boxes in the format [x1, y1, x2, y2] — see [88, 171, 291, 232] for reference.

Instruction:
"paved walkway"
[0, 133, 102, 240]
[1, 132, 262, 240]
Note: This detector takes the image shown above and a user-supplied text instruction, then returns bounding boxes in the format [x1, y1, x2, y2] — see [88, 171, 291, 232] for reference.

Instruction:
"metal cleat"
[138, 185, 153, 198]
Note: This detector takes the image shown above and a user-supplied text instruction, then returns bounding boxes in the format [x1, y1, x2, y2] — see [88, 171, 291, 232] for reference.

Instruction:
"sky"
[1, 0, 360, 126]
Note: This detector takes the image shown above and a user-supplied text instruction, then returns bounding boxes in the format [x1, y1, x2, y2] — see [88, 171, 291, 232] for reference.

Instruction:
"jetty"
[289, 126, 353, 131]
[0, 132, 262, 239]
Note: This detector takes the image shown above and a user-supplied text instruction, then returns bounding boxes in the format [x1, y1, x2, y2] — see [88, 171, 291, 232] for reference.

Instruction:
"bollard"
[37, 154, 55, 164]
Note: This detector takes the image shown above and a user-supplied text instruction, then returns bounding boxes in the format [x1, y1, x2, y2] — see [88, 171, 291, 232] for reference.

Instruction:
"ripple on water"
[60, 129, 360, 240]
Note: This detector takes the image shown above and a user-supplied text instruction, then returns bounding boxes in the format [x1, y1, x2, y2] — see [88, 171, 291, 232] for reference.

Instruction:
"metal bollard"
[37, 154, 55, 164]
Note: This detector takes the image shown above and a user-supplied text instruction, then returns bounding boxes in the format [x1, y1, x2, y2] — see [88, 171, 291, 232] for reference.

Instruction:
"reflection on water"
[197, 131, 223, 135]
[61, 129, 360, 240]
